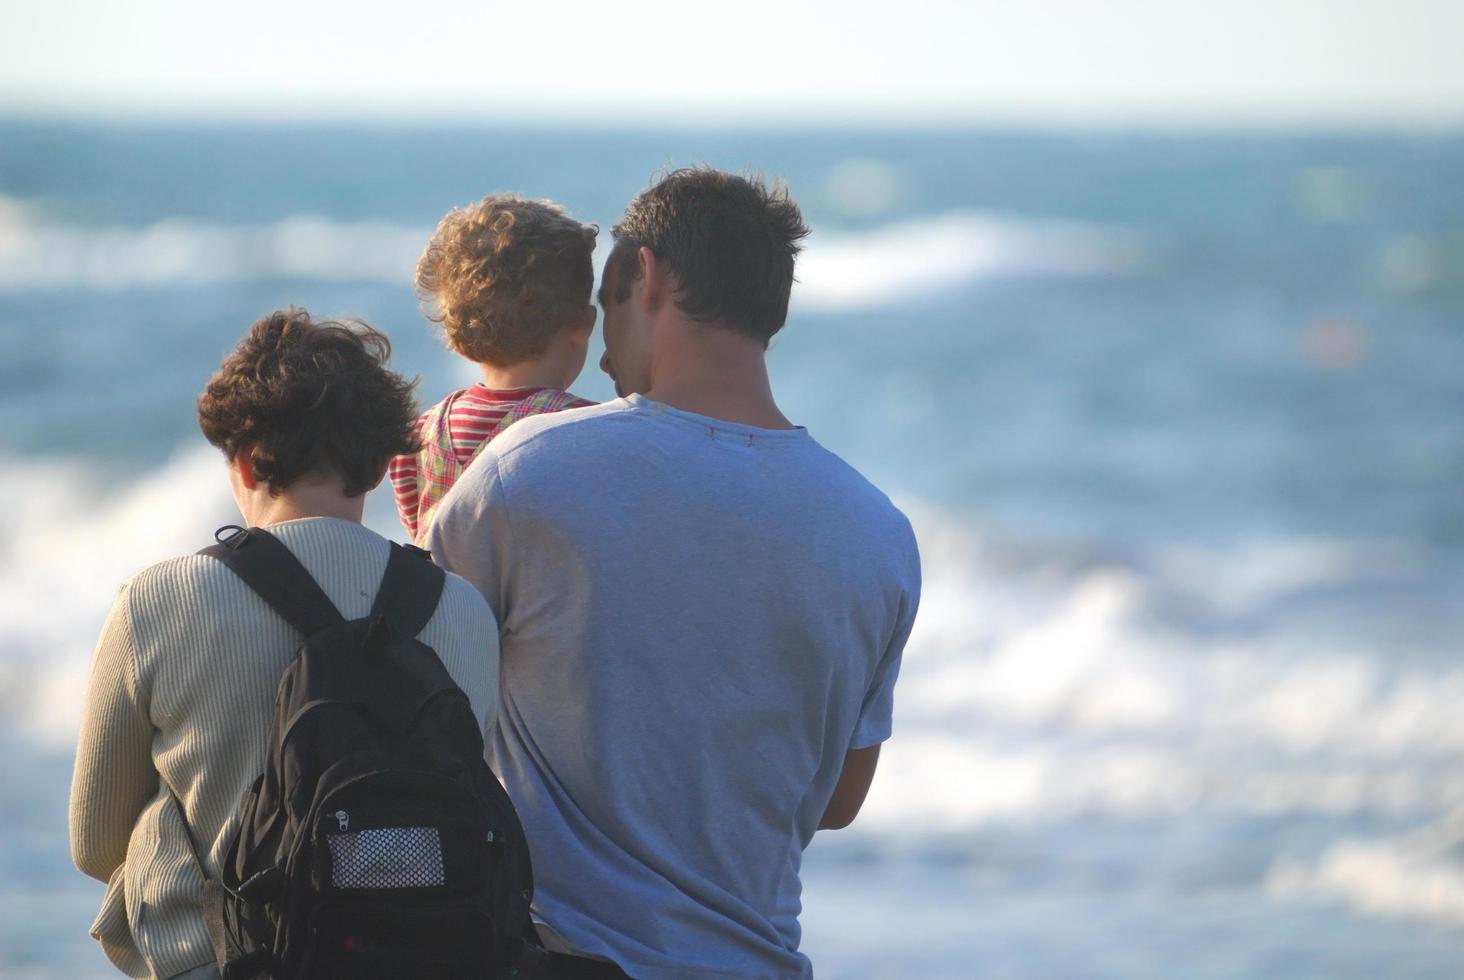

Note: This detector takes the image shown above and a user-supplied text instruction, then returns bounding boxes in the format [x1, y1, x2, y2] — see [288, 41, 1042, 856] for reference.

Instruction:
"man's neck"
[644, 321, 794, 429]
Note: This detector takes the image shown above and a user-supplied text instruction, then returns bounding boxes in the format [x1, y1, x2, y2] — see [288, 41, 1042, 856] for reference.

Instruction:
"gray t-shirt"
[426, 394, 920, 979]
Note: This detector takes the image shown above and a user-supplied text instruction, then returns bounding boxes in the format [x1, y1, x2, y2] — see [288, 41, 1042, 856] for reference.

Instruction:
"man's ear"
[638, 246, 668, 313]
[232, 447, 259, 490]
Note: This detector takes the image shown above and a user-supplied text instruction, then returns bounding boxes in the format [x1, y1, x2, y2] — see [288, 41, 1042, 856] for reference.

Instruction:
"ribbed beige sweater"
[69, 518, 499, 979]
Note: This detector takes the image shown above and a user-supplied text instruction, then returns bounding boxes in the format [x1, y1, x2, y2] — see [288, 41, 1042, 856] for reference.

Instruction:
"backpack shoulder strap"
[421, 389, 463, 443]
[199, 526, 345, 637]
[370, 542, 446, 640]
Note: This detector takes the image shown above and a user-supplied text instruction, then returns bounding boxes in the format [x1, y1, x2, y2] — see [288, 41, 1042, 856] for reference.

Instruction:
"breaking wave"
[3, 449, 1458, 838]
[795, 212, 1144, 310]
[1268, 810, 1464, 928]
[0, 198, 1142, 305]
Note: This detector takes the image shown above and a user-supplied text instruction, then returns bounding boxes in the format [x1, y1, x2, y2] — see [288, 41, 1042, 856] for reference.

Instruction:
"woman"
[69, 309, 499, 978]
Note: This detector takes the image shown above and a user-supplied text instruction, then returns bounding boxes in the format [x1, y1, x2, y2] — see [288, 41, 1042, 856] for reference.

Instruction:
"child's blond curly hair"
[416, 195, 598, 365]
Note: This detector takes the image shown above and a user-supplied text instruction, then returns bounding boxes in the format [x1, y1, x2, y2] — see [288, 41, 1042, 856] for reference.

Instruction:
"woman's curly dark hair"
[198, 308, 420, 497]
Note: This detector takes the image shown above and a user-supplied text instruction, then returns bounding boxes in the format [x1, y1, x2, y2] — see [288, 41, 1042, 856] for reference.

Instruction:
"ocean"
[1, 120, 1462, 977]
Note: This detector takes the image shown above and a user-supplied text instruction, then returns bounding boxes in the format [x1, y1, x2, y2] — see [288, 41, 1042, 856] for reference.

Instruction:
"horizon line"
[3, 103, 1464, 136]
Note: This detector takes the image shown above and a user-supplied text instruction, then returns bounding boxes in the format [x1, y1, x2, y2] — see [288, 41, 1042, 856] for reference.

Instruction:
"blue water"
[2, 120, 1464, 977]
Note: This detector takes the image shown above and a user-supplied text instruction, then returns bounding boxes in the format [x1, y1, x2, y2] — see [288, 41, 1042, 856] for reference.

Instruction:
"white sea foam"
[0, 200, 426, 288]
[0, 446, 238, 746]
[8, 445, 1464, 945]
[1267, 810, 1464, 928]
[793, 211, 1144, 310]
[0, 452, 1448, 824]
[3, 453, 1461, 835]
[0, 445, 420, 749]
[0, 196, 1141, 305]
[855, 502, 1464, 831]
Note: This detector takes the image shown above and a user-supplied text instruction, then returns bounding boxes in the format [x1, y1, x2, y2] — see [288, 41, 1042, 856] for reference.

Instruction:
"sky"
[3, 0, 1464, 125]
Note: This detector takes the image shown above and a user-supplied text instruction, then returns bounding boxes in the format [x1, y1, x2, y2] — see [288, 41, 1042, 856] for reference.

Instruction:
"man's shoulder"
[479, 399, 644, 464]
[807, 441, 915, 525]
[435, 399, 638, 502]
[789, 443, 920, 587]
[502, 397, 633, 437]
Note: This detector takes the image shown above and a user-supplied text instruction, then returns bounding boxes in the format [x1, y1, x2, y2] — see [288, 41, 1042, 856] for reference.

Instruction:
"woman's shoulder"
[120, 519, 381, 612]
[116, 524, 492, 634]
[122, 551, 245, 604]
[117, 550, 287, 638]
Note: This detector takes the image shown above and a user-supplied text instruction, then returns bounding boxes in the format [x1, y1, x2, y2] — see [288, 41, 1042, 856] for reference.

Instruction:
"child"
[391, 195, 598, 544]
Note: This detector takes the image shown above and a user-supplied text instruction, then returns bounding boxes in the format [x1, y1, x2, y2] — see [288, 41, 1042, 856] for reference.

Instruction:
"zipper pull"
[335, 810, 350, 832]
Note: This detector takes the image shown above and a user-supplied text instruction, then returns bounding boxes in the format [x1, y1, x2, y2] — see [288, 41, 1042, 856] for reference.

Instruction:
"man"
[427, 168, 921, 979]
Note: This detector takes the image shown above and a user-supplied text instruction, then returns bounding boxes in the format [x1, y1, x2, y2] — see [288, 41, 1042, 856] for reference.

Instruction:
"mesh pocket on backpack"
[326, 826, 445, 889]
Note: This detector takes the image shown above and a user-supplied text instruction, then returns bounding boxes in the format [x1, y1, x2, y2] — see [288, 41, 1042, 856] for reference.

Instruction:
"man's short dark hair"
[197, 308, 421, 497]
[604, 168, 810, 346]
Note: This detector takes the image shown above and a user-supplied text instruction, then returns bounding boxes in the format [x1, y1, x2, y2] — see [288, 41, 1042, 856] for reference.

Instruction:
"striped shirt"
[390, 385, 594, 542]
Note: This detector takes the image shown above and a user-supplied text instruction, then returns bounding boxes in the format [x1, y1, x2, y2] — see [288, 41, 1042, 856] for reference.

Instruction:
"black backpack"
[188, 525, 539, 979]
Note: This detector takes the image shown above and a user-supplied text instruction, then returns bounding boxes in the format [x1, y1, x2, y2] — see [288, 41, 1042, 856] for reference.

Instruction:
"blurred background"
[2, 1, 1463, 976]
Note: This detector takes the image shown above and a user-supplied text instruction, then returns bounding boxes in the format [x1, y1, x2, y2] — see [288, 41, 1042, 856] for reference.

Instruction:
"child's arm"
[388, 451, 421, 541]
